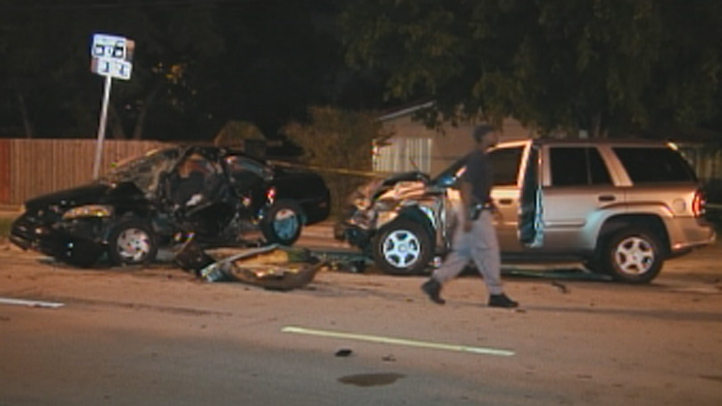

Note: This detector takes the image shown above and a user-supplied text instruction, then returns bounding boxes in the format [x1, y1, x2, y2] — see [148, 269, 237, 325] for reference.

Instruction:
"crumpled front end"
[11, 207, 65, 254]
[10, 206, 109, 266]
[334, 173, 445, 250]
[333, 179, 383, 250]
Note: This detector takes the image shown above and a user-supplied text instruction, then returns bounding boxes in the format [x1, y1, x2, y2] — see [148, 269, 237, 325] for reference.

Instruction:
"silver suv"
[335, 138, 716, 283]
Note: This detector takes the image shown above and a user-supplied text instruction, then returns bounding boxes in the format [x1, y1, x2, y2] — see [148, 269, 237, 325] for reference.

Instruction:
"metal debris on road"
[176, 243, 325, 290]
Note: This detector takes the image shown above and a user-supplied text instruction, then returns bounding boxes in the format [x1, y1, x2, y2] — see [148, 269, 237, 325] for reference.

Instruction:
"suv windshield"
[431, 145, 524, 188]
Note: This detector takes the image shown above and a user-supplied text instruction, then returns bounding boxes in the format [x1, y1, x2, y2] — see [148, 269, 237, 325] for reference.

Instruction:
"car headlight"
[62, 205, 114, 220]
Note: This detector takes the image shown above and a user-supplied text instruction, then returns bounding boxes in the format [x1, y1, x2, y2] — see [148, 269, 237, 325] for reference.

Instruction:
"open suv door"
[518, 143, 543, 248]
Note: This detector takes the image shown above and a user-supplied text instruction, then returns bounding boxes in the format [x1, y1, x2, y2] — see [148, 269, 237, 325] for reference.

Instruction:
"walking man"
[421, 124, 518, 308]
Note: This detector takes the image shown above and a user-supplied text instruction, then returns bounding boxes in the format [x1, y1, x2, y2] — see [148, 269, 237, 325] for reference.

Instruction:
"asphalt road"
[1, 226, 721, 406]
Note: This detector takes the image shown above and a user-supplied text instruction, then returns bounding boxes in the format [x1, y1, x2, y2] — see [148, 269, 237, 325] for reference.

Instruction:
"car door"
[517, 143, 544, 248]
[488, 142, 529, 252]
[438, 142, 530, 252]
[522, 144, 620, 253]
[224, 154, 273, 218]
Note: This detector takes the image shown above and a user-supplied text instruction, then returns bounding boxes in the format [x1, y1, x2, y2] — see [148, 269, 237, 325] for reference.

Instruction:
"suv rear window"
[613, 147, 697, 183]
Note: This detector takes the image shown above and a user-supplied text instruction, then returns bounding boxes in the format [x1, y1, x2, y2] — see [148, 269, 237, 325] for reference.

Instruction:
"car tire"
[372, 218, 434, 275]
[108, 219, 158, 266]
[599, 227, 664, 284]
[261, 200, 304, 246]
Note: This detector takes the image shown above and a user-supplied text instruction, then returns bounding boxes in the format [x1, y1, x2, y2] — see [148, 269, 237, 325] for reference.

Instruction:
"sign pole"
[90, 33, 134, 179]
[93, 74, 113, 179]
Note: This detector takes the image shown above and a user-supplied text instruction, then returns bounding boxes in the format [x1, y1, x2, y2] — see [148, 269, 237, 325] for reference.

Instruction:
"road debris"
[175, 242, 324, 290]
[551, 281, 569, 294]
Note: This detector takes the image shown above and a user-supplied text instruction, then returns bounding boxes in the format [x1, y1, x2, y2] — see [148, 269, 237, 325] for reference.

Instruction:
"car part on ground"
[10, 145, 331, 268]
[336, 138, 716, 283]
[175, 242, 323, 290]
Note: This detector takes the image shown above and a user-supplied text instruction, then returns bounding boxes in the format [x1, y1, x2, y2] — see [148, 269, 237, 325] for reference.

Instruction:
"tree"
[341, 0, 722, 138]
[0, 1, 224, 140]
[282, 106, 386, 215]
[0, 0, 376, 141]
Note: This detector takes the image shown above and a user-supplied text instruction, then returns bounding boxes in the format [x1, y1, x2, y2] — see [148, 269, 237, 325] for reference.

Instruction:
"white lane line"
[0, 297, 65, 308]
[282, 326, 515, 357]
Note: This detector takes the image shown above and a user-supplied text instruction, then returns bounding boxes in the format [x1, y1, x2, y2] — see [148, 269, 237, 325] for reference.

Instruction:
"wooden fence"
[1, 138, 721, 207]
[0, 139, 170, 206]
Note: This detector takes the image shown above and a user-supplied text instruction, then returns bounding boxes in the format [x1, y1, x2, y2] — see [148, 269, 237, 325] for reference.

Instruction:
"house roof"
[377, 101, 434, 122]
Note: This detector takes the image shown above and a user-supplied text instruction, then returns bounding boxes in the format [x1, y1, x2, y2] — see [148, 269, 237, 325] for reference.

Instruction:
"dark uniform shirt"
[461, 149, 493, 205]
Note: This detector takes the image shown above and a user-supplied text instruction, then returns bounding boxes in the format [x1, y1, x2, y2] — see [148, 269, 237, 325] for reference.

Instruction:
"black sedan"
[10, 145, 331, 267]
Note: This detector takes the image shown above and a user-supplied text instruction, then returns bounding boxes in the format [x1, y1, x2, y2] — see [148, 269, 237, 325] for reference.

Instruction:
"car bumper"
[333, 221, 373, 249]
[668, 219, 717, 256]
[10, 214, 107, 260]
[11, 214, 63, 256]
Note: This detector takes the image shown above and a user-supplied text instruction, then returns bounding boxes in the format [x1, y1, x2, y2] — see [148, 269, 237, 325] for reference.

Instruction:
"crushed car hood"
[348, 171, 433, 209]
[24, 181, 146, 210]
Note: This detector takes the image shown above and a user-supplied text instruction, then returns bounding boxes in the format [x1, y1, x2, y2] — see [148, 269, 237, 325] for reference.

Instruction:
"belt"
[473, 202, 495, 211]
[470, 203, 494, 220]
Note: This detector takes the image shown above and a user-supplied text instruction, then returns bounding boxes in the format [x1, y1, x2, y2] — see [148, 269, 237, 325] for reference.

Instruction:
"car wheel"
[600, 227, 664, 284]
[261, 201, 303, 246]
[372, 218, 434, 275]
[108, 220, 158, 266]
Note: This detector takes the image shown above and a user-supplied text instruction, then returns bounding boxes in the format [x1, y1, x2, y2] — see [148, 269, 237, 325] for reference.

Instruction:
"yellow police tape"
[268, 160, 391, 178]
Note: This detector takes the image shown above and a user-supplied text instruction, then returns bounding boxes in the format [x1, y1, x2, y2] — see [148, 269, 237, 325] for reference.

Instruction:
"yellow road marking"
[282, 326, 515, 357]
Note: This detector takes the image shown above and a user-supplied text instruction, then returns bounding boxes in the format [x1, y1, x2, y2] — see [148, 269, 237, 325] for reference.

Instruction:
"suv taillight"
[692, 189, 706, 217]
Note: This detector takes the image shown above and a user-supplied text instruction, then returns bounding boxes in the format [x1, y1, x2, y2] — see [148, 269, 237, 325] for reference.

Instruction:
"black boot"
[488, 293, 519, 308]
[421, 279, 445, 305]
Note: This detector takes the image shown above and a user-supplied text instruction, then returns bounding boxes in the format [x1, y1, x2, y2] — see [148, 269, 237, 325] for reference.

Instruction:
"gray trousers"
[432, 210, 504, 295]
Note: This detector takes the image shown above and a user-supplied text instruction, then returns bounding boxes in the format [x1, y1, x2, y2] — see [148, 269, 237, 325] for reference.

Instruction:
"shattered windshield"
[101, 148, 181, 194]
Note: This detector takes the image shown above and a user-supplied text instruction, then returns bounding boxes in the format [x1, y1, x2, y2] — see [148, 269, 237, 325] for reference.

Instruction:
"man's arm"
[460, 179, 474, 231]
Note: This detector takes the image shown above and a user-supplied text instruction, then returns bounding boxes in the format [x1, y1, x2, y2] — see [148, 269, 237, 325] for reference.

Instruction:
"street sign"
[91, 58, 132, 80]
[91, 33, 134, 62]
[90, 33, 134, 80]
[90, 33, 135, 178]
